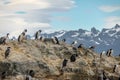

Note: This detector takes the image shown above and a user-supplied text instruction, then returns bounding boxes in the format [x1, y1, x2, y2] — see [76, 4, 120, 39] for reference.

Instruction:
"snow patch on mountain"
[71, 33, 79, 37]
[84, 31, 91, 36]
[95, 41, 100, 45]
[55, 31, 66, 38]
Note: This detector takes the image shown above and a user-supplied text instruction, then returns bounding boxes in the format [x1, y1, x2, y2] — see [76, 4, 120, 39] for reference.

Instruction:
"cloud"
[55, 16, 71, 22]
[0, 0, 75, 37]
[104, 16, 120, 28]
[99, 5, 120, 12]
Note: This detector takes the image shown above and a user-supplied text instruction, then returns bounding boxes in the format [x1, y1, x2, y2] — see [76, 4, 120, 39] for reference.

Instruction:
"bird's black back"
[5, 48, 10, 58]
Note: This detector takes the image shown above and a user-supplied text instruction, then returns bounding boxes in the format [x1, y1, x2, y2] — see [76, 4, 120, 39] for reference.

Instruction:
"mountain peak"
[114, 24, 120, 29]
[78, 29, 86, 33]
[91, 27, 99, 34]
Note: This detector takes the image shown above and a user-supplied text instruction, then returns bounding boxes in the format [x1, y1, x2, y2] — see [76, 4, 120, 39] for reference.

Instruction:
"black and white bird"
[54, 37, 59, 44]
[106, 49, 113, 57]
[18, 29, 27, 43]
[1, 71, 7, 79]
[25, 75, 32, 80]
[108, 49, 113, 57]
[89, 46, 96, 50]
[22, 29, 27, 39]
[21, 29, 27, 37]
[62, 59, 68, 68]
[0, 33, 9, 45]
[100, 51, 105, 58]
[35, 30, 42, 40]
[71, 41, 77, 46]
[103, 70, 107, 80]
[23, 29, 27, 33]
[70, 54, 78, 62]
[78, 44, 83, 48]
[29, 70, 35, 77]
[5, 47, 11, 58]
[40, 36, 43, 41]
[113, 64, 118, 73]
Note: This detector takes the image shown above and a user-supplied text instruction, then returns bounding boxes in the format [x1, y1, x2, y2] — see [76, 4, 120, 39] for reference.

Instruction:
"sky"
[0, 0, 120, 37]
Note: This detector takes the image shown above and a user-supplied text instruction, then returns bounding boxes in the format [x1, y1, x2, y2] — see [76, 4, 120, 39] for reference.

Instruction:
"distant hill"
[42, 24, 120, 55]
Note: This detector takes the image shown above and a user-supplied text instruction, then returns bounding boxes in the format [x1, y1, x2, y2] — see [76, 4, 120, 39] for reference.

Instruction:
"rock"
[48, 66, 60, 75]
[0, 40, 119, 80]
[87, 69, 95, 76]
[79, 60, 88, 66]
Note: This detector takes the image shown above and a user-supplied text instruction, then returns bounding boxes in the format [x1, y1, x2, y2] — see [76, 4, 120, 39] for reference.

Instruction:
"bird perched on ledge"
[4, 47, 11, 59]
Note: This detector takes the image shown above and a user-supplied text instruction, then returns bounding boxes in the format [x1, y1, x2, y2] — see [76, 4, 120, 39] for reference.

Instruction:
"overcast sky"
[0, 0, 120, 37]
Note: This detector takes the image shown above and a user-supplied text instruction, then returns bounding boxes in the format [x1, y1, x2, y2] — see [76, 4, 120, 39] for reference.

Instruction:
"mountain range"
[42, 24, 120, 55]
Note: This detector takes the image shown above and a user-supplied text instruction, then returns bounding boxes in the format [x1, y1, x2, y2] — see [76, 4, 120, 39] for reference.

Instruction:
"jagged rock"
[0, 40, 119, 80]
[87, 69, 95, 76]
[86, 53, 94, 59]
[79, 60, 88, 66]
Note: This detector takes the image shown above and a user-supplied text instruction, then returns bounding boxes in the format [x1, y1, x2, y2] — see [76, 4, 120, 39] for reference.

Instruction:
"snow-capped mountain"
[42, 24, 120, 55]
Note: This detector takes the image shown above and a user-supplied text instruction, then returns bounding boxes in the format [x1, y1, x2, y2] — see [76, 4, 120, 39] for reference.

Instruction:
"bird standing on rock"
[0, 33, 10, 45]
[62, 59, 68, 69]
[54, 37, 60, 44]
[113, 64, 118, 73]
[26, 75, 32, 80]
[29, 70, 35, 77]
[100, 51, 105, 58]
[18, 29, 27, 43]
[71, 41, 77, 46]
[70, 54, 78, 62]
[1, 71, 7, 79]
[4, 47, 11, 59]
[35, 30, 42, 40]
[89, 46, 95, 50]
[106, 49, 113, 57]
[78, 44, 83, 48]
